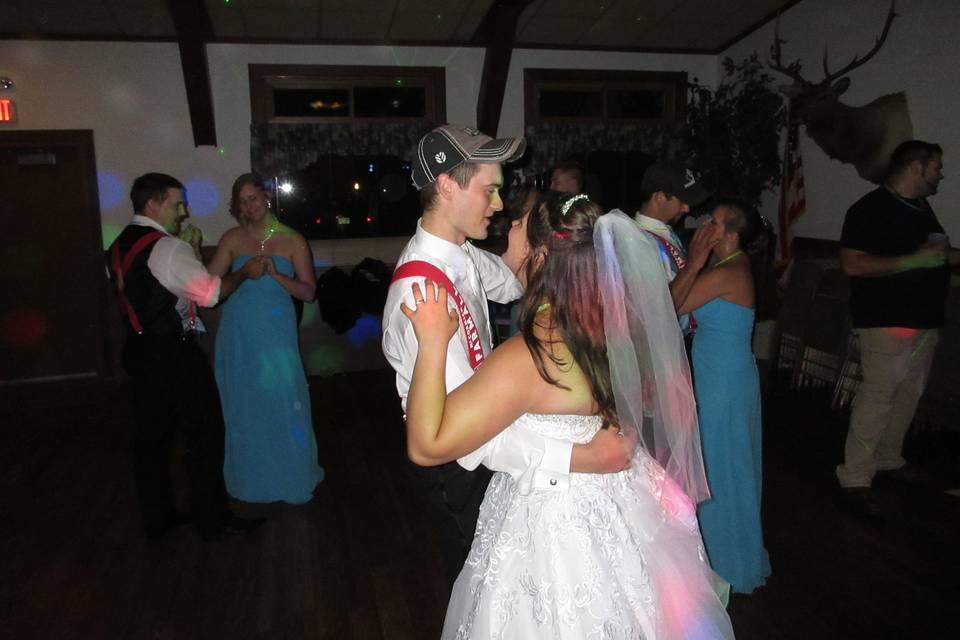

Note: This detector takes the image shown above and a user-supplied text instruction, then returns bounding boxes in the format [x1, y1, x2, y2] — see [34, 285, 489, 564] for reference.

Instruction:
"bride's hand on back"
[401, 280, 459, 347]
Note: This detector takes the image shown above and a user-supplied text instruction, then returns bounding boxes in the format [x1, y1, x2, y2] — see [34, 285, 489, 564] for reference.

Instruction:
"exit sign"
[0, 99, 16, 123]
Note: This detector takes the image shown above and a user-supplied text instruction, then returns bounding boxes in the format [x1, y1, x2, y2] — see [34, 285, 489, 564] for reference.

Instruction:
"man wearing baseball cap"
[382, 124, 635, 588]
[633, 160, 714, 334]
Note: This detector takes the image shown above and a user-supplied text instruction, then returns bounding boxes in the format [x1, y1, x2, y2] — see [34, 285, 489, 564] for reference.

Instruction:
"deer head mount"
[769, 0, 911, 184]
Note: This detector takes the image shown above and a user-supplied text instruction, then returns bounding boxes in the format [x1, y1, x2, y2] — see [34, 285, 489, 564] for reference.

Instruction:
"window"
[249, 65, 446, 239]
[250, 64, 444, 125]
[524, 69, 686, 126]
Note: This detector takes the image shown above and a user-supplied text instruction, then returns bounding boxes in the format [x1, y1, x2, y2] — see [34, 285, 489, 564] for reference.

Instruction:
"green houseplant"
[682, 53, 787, 209]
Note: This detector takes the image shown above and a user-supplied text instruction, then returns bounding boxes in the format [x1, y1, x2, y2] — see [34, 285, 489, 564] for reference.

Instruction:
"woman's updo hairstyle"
[525, 191, 600, 258]
[716, 197, 772, 258]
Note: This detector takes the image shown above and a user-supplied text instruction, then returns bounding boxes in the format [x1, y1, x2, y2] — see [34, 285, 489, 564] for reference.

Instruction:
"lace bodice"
[510, 412, 603, 445]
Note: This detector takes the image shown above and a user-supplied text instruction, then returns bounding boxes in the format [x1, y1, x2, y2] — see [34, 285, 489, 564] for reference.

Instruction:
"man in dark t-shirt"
[836, 140, 949, 518]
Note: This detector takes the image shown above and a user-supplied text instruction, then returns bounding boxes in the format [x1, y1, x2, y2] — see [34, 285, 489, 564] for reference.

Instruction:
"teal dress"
[215, 256, 324, 504]
[692, 297, 770, 593]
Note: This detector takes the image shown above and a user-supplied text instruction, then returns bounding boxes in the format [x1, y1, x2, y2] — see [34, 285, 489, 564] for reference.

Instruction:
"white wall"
[722, 0, 960, 241]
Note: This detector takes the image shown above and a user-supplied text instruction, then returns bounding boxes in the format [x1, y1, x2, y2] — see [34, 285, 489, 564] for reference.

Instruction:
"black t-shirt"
[840, 187, 949, 329]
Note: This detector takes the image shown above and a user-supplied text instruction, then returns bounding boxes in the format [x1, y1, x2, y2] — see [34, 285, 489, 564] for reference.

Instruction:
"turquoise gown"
[692, 297, 770, 593]
[215, 256, 324, 504]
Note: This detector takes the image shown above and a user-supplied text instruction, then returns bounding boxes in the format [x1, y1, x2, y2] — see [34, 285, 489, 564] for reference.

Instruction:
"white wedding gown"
[442, 413, 735, 640]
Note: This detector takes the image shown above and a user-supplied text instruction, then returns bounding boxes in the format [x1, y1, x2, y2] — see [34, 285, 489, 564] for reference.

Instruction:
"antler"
[768, 13, 807, 84]
[822, 0, 897, 83]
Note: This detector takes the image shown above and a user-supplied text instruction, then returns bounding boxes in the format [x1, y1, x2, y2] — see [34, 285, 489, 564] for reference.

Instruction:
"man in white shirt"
[632, 161, 713, 333]
[382, 126, 635, 587]
[108, 173, 265, 540]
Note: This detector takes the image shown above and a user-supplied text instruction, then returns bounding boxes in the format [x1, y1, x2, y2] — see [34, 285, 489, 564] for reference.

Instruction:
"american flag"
[778, 114, 806, 261]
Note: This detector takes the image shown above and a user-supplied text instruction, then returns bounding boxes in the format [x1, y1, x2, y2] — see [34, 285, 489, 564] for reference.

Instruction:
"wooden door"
[0, 130, 108, 384]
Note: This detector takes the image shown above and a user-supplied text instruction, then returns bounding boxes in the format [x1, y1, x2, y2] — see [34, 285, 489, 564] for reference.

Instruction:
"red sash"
[391, 260, 486, 370]
[644, 229, 687, 271]
[642, 229, 697, 331]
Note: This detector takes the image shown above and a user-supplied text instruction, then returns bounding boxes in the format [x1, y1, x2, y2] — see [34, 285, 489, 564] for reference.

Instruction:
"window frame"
[523, 68, 687, 127]
[249, 64, 446, 125]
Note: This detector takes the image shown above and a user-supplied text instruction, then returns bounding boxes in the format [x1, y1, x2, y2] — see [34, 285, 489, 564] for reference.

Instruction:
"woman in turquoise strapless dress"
[675, 199, 771, 594]
[208, 173, 324, 504]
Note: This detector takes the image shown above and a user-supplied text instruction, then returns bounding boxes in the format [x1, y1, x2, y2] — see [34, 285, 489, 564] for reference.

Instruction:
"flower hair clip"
[560, 193, 589, 216]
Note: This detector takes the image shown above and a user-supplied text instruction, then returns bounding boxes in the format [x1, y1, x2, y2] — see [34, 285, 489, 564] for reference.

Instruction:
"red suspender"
[391, 260, 486, 370]
[110, 231, 165, 334]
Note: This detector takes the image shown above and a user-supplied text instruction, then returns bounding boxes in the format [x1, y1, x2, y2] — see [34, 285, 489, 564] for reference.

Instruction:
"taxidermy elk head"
[769, 0, 912, 184]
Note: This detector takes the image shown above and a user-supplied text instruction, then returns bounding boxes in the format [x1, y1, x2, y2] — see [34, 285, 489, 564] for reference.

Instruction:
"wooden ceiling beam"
[166, 0, 217, 147]
[475, 0, 532, 136]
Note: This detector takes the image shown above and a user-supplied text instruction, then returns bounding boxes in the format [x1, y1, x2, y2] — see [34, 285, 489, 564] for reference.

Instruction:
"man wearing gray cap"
[382, 125, 634, 587]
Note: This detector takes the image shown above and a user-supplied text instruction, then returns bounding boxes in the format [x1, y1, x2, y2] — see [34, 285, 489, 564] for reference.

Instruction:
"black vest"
[107, 225, 183, 337]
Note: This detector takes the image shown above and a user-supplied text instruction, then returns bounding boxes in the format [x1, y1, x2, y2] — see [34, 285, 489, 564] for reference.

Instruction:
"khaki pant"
[836, 327, 939, 488]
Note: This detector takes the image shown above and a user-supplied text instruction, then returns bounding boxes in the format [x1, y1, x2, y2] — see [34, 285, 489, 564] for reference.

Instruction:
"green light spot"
[305, 345, 343, 377]
[300, 301, 318, 327]
[101, 223, 123, 250]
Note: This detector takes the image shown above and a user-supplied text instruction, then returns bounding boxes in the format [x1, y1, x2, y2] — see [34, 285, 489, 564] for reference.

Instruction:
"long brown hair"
[517, 191, 616, 426]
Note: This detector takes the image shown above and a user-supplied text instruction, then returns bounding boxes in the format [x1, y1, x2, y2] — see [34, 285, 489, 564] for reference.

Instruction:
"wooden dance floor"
[2, 369, 958, 639]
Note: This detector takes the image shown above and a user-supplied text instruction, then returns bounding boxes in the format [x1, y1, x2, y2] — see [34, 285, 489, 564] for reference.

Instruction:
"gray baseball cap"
[411, 124, 526, 190]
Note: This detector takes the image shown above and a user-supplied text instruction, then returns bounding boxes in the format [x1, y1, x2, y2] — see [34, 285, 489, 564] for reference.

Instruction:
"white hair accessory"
[560, 193, 589, 216]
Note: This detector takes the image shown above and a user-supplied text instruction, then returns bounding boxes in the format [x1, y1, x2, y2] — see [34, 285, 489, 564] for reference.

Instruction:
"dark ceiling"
[2, 0, 801, 54]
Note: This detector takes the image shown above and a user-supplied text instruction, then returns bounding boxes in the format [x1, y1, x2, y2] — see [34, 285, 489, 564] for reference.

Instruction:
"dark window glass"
[273, 155, 419, 239]
[607, 89, 665, 119]
[539, 90, 603, 118]
[273, 88, 350, 118]
[354, 86, 427, 118]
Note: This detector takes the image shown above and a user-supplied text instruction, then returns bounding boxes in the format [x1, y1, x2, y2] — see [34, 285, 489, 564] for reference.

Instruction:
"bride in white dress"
[401, 192, 734, 639]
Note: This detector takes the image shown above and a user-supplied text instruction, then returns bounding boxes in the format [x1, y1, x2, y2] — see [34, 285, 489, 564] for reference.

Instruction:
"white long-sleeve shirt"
[382, 220, 573, 493]
[633, 211, 693, 334]
[128, 215, 221, 330]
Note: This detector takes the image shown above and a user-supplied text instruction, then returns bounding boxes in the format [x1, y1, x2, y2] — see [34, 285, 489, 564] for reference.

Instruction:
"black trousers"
[407, 459, 493, 590]
[123, 333, 229, 534]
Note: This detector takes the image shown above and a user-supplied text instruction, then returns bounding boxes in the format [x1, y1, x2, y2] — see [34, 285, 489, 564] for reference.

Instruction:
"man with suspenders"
[382, 125, 636, 588]
[108, 173, 265, 540]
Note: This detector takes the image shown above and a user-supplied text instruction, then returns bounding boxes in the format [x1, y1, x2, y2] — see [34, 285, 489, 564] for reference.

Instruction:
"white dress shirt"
[632, 211, 693, 334]
[129, 215, 221, 330]
[382, 220, 573, 493]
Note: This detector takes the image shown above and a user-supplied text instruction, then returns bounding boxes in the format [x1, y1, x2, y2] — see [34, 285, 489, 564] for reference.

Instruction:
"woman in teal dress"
[208, 173, 324, 504]
[674, 199, 771, 593]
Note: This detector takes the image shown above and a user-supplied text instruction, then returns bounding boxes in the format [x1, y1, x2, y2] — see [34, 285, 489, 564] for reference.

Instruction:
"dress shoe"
[842, 487, 883, 521]
[876, 463, 933, 488]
